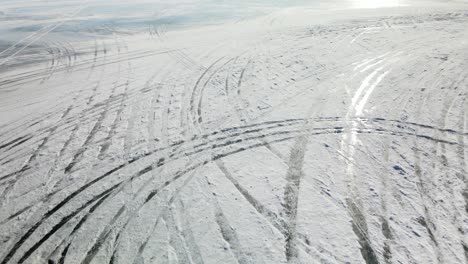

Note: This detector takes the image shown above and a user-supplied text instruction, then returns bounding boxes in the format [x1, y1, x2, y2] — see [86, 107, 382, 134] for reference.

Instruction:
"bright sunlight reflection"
[351, 0, 405, 8]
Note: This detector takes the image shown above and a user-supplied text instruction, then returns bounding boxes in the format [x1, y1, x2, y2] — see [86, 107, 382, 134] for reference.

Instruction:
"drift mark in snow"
[1, 10, 468, 264]
[341, 52, 401, 264]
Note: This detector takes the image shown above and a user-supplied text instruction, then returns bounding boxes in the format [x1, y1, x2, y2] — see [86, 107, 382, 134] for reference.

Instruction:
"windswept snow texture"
[1, 2, 468, 264]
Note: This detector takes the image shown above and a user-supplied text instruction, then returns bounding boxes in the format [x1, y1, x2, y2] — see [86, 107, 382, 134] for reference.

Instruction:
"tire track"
[224, 55, 287, 160]
[0, 120, 310, 263]
[196, 58, 235, 126]
[458, 96, 468, 262]
[283, 133, 309, 263]
[186, 56, 226, 135]
[60, 82, 101, 173]
[2, 117, 468, 263]
[413, 55, 468, 262]
[125, 168, 203, 264]
[0, 135, 33, 152]
[2, 121, 304, 260]
[216, 159, 287, 234]
[0, 89, 83, 205]
[0, 82, 145, 164]
[46, 187, 114, 264]
[409, 56, 451, 262]
[206, 176, 250, 264]
[0, 119, 300, 210]
[122, 77, 142, 158]
[89, 120, 300, 260]
[15, 185, 120, 264]
[347, 199, 380, 264]
[98, 80, 130, 158]
[2, 115, 467, 181]
[341, 52, 401, 264]
[146, 71, 165, 153]
[281, 96, 325, 263]
[175, 199, 205, 264]
[237, 59, 252, 97]
[0, 49, 183, 89]
[3, 11, 468, 264]
[162, 207, 192, 264]
[63, 79, 123, 173]
[0, 100, 71, 147]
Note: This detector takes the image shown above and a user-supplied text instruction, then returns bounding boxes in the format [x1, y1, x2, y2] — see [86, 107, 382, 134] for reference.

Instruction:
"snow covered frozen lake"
[1, 1, 468, 263]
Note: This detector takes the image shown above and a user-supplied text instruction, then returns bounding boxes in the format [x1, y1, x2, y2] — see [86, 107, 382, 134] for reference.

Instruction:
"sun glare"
[352, 0, 404, 8]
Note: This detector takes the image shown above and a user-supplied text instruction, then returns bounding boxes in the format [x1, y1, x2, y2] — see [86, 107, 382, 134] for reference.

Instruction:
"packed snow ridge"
[0, 3, 468, 264]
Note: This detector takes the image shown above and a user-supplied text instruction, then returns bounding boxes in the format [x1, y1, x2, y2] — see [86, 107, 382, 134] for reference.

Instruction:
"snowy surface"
[1, 1, 468, 264]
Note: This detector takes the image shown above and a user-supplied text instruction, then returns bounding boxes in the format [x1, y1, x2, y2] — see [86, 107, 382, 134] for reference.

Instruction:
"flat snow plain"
[1, 2, 468, 264]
